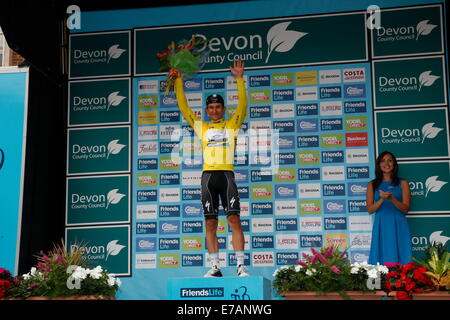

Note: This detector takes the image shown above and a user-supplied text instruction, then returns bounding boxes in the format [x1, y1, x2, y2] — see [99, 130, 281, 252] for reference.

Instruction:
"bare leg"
[227, 215, 244, 251]
[205, 219, 219, 254]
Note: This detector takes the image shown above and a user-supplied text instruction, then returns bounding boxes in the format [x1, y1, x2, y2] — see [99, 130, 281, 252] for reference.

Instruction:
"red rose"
[395, 279, 403, 288]
[396, 291, 411, 300]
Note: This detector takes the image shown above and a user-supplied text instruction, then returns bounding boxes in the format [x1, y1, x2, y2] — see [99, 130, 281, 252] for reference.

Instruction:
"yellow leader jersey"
[175, 77, 247, 172]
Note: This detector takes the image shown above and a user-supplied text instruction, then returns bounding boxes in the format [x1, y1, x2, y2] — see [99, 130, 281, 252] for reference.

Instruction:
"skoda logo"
[0, 148, 5, 170]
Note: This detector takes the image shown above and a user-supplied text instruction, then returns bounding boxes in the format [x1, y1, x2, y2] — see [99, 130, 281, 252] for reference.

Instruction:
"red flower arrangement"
[0, 268, 13, 299]
[384, 262, 435, 300]
[156, 36, 209, 96]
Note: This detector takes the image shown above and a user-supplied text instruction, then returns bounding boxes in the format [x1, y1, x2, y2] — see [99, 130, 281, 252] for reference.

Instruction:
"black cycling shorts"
[201, 170, 241, 220]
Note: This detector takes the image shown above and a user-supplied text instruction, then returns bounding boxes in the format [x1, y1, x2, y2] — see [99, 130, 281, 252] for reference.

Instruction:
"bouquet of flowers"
[156, 36, 209, 95]
[4, 240, 121, 299]
[384, 262, 435, 300]
[272, 246, 387, 298]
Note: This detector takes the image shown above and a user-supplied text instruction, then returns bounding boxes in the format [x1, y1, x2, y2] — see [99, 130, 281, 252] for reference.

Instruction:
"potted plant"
[383, 262, 436, 300]
[272, 246, 389, 300]
[412, 242, 450, 291]
[2, 240, 121, 300]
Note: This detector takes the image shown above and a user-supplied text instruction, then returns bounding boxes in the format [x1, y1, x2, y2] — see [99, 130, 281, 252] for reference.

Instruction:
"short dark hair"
[206, 94, 224, 106]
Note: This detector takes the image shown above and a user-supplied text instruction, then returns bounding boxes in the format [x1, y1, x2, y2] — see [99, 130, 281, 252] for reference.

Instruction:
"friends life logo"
[193, 21, 308, 66]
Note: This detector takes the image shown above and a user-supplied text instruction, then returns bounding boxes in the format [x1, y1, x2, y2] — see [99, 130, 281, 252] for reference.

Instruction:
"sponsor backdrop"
[0, 67, 29, 275]
[66, 0, 449, 300]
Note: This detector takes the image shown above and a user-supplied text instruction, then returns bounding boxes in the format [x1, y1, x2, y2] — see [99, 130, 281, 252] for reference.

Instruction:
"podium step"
[167, 276, 271, 300]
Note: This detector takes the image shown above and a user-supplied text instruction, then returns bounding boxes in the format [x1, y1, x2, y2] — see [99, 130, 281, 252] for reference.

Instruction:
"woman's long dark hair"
[371, 151, 400, 191]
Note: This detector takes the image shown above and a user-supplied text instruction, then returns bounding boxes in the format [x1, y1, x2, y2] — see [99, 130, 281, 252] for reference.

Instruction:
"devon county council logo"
[107, 92, 126, 111]
[415, 20, 437, 40]
[429, 231, 450, 246]
[107, 44, 127, 63]
[107, 140, 126, 159]
[105, 240, 126, 261]
[424, 176, 447, 198]
[418, 71, 440, 91]
[265, 22, 308, 63]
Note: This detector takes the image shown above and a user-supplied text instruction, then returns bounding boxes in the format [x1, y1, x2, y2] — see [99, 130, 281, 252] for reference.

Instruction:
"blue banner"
[0, 68, 29, 275]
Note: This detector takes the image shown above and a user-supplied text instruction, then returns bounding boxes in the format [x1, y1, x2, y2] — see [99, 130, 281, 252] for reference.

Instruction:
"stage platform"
[167, 276, 272, 300]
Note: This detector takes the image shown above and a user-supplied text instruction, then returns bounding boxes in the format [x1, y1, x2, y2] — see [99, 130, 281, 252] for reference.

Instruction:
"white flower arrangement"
[350, 262, 389, 279]
[69, 265, 121, 287]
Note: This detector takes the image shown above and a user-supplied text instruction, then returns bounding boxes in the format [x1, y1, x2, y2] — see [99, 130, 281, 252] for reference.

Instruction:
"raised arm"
[229, 60, 247, 129]
[174, 72, 203, 137]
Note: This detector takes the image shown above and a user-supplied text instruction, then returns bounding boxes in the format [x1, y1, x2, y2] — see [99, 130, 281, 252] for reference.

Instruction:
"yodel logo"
[0, 148, 4, 170]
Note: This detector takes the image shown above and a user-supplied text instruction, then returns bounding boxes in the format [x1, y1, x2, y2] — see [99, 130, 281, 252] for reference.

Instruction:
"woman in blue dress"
[366, 151, 412, 265]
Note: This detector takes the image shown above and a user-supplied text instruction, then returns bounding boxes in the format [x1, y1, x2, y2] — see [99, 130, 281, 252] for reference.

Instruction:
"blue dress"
[368, 180, 412, 265]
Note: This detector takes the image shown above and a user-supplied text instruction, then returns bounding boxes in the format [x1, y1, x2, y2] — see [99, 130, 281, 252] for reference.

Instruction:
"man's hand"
[170, 68, 181, 78]
[230, 59, 244, 79]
